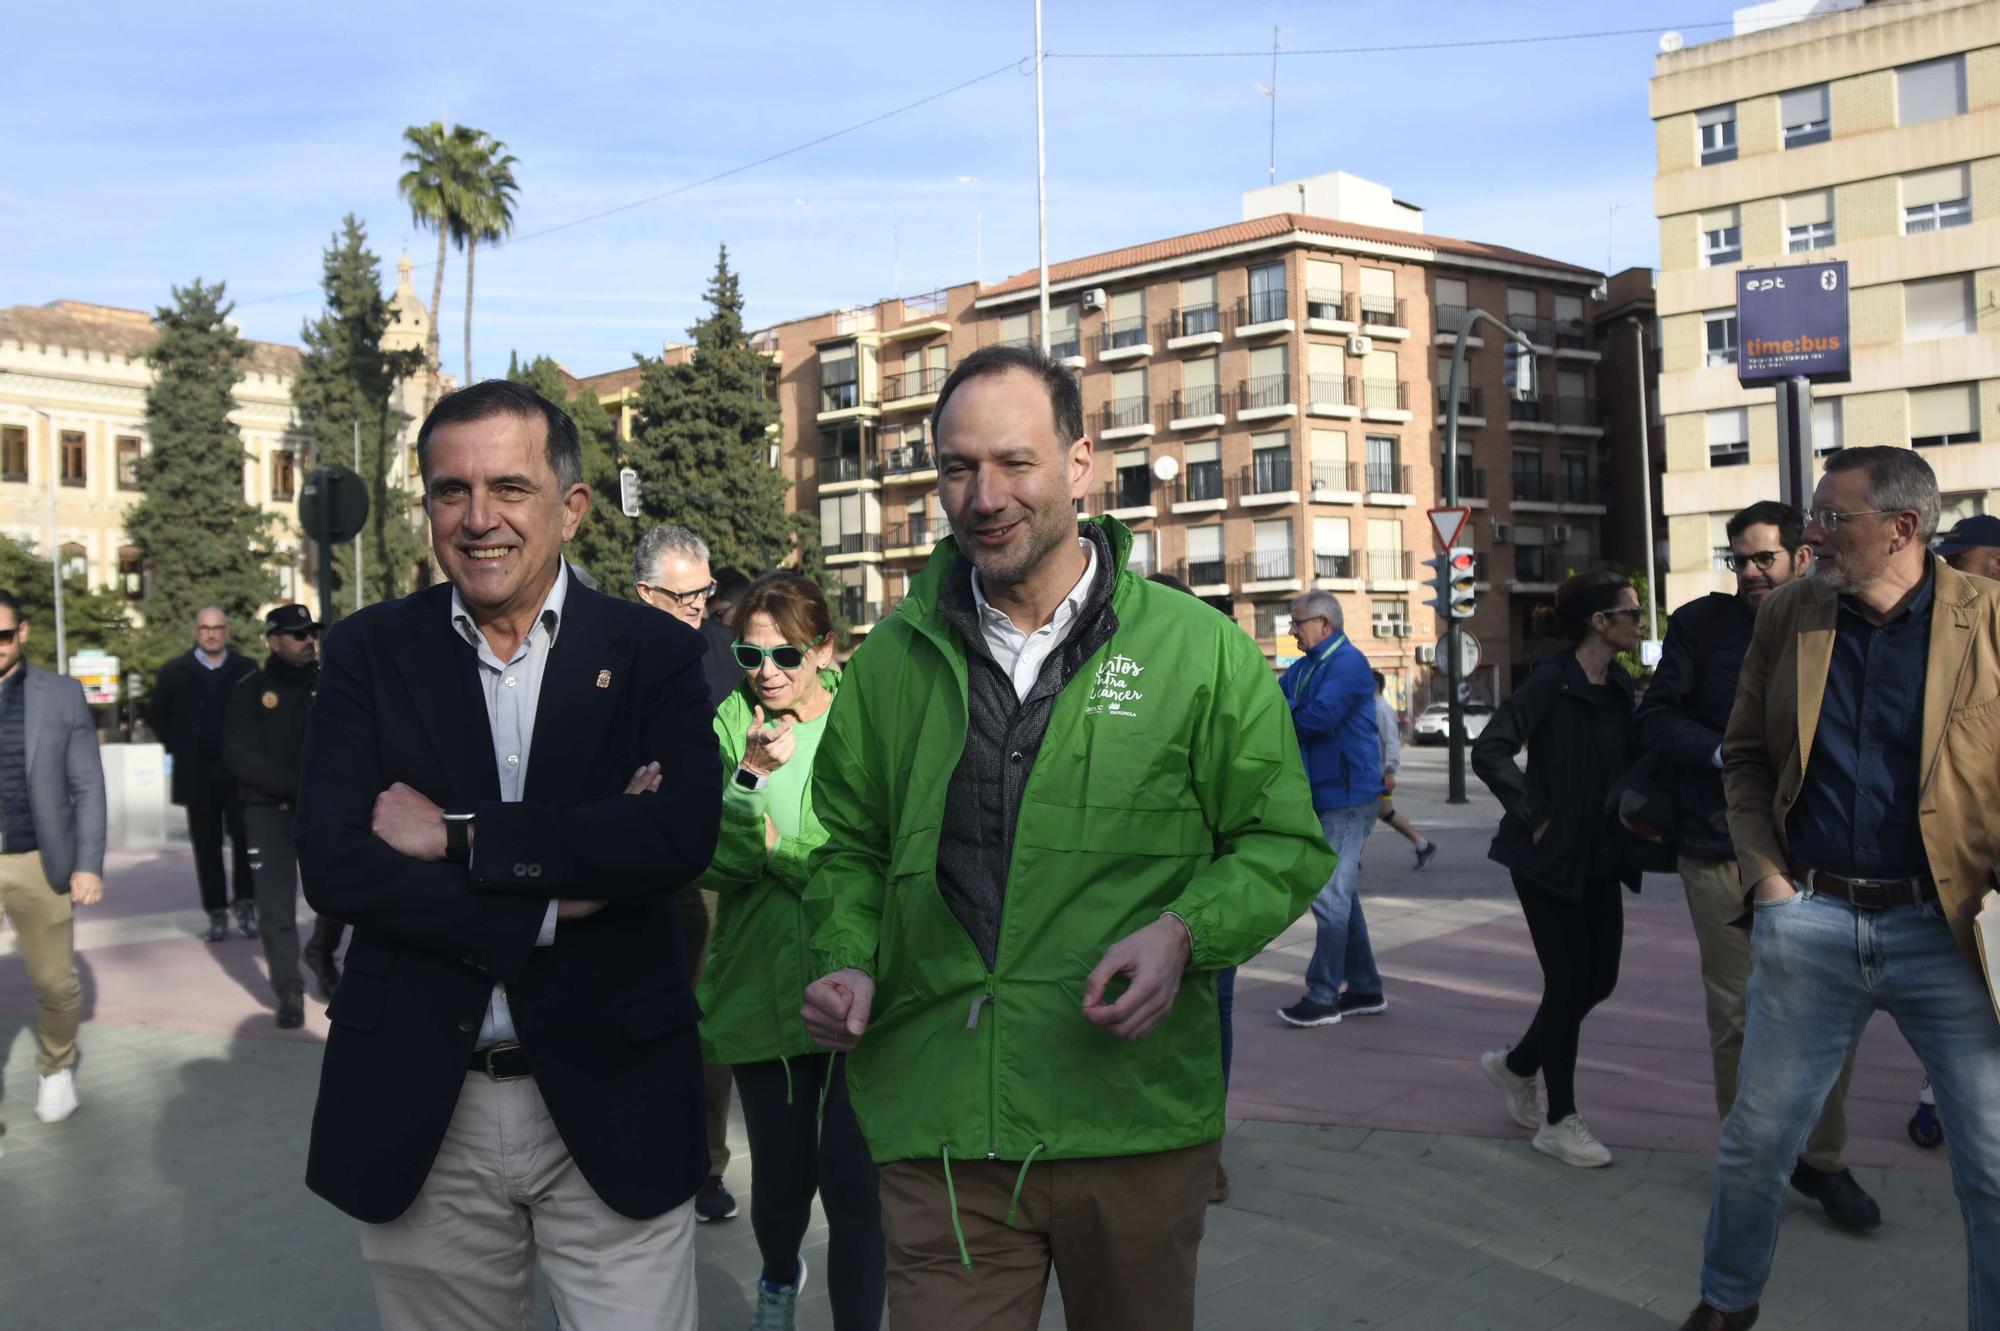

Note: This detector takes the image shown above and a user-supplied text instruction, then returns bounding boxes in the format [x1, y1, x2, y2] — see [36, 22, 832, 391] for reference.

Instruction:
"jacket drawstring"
[1004, 1142, 1046, 1227]
[939, 1143, 973, 1269]
[816, 1053, 837, 1127]
[780, 1053, 793, 1106]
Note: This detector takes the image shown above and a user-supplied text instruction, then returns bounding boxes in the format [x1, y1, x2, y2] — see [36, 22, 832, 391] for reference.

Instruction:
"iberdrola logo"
[1088, 653, 1146, 718]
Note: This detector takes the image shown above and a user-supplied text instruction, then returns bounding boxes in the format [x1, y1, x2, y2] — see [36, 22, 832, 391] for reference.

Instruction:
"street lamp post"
[29, 408, 67, 674]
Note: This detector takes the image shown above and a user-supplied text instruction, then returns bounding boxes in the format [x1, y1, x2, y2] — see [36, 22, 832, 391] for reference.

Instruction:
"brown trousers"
[878, 1140, 1219, 1331]
[1680, 854, 1853, 1171]
[676, 885, 733, 1174]
[0, 852, 80, 1076]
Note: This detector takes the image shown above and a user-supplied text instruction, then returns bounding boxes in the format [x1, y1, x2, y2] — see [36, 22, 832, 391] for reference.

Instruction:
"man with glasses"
[1639, 502, 1881, 1233]
[1679, 448, 2000, 1331]
[224, 604, 328, 1028]
[1276, 591, 1390, 1028]
[633, 522, 742, 1225]
[151, 605, 258, 942]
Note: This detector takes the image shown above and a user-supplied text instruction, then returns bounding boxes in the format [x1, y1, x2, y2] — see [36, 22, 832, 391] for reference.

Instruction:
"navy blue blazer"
[295, 570, 722, 1224]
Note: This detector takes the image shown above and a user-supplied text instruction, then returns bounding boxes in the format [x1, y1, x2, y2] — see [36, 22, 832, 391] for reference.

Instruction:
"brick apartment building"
[743, 173, 1636, 703]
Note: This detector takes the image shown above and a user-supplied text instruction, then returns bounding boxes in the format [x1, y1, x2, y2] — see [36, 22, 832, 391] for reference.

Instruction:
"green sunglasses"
[732, 639, 823, 671]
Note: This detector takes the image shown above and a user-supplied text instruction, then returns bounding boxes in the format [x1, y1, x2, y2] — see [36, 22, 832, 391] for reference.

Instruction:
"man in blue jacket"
[1277, 591, 1387, 1027]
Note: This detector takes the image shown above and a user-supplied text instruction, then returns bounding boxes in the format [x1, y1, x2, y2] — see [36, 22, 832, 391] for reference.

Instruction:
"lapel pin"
[595, 669, 612, 689]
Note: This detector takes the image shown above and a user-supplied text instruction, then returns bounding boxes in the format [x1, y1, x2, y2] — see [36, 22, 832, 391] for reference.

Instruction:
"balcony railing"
[1516, 547, 1551, 582]
[1556, 395, 1596, 427]
[1509, 394, 1550, 424]
[1511, 312, 1553, 346]
[1181, 558, 1228, 587]
[1239, 551, 1296, 582]
[885, 520, 935, 550]
[1440, 463, 1487, 499]
[1306, 289, 1351, 322]
[1555, 318, 1589, 350]
[819, 382, 863, 413]
[1097, 395, 1151, 432]
[1513, 471, 1554, 503]
[902, 289, 947, 319]
[822, 532, 883, 556]
[1096, 315, 1150, 353]
[1314, 552, 1355, 579]
[1050, 331, 1081, 361]
[1174, 304, 1220, 337]
[840, 597, 885, 625]
[1560, 471, 1599, 504]
[1310, 461, 1359, 493]
[881, 366, 947, 402]
[1438, 385, 1484, 417]
[1239, 290, 1289, 326]
[1435, 302, 1470, 334]
[1306, 373, 1352, 408]
[1359, 296, 1405, 327]
[1364, 462, 1410, 494]
[1245, 453, 1294, 495]
[820, 454, 873, 484]
[1176, 466, 1227, 504]
[881, 445, 935, 476]
[1171, 384, 1222, 419]
[1368, 549, 1412, 581]
[1098, 476, 1158, 511]
[1362, 378, 1409, 412]
[1238, 373, 1292, 411]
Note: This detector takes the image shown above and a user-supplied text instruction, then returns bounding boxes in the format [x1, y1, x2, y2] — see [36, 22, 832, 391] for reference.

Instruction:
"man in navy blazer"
[296, 379, 721, 1329]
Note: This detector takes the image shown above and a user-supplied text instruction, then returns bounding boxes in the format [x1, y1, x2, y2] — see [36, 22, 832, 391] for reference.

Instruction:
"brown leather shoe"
[1208, 1163, 1230, 1205]
[1678, 1301, 1758, 1331]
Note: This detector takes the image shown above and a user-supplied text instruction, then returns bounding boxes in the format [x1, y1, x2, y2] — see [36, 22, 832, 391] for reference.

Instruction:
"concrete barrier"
[102, 742, 169, 851]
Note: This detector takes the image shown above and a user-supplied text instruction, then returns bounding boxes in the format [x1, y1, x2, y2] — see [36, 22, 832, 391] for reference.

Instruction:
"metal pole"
[353, 416, 364, 613]
[1441, 309, 1475, 804]
[1033, 0, 1051, 353]
[31, 410, 66, 673]
[1630, 318, 1659, 641]
[1267, 26, 1279, 184]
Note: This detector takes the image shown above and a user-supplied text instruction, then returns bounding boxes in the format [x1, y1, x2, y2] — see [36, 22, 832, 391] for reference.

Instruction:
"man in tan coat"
[1678, 446, 2000, 1331]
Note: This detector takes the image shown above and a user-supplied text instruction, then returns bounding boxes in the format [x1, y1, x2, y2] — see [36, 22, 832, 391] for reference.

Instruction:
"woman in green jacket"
[697, 573, 882, 1331]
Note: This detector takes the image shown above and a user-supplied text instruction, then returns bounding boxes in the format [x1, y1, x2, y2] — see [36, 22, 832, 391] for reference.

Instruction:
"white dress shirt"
[449, 564, 566, 1048]
[970, 539, 1098, 704]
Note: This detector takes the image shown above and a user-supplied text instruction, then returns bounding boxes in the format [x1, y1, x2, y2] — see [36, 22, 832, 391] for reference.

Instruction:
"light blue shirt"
[449, 563, 567, 1047]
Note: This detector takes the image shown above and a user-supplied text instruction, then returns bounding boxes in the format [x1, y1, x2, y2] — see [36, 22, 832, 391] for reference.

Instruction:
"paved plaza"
[0, 749, 1972, 1329]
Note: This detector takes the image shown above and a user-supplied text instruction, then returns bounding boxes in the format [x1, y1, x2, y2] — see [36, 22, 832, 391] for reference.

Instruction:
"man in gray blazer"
[0, 589, 106, 1127]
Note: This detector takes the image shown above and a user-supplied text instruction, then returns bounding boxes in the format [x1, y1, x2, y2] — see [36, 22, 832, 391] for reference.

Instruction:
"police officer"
[223, 604, 325, 1028]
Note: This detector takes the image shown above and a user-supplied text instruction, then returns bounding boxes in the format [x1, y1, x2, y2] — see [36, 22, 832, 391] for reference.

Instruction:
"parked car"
[1411, 701, 1493, 744]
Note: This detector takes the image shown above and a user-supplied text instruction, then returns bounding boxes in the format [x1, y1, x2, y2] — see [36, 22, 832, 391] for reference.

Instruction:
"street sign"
[1737, 261, 1850, 386]
[299, 465, 370, 545]
[1456, 633, 1481, 676]
[69, 651, 119, 706]
[1641, 638, 1664, 668]
[619, 467, 641, 519]
[1427, 506, 1470, 549]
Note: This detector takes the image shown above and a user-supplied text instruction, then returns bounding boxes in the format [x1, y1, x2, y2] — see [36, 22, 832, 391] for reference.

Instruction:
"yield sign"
[1427, 506, 1470, 549]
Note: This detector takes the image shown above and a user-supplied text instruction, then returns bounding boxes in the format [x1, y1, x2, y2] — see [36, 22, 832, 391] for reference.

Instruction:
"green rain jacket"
[693, 669, 841, 1067]
[805, 518, 1334, 1168]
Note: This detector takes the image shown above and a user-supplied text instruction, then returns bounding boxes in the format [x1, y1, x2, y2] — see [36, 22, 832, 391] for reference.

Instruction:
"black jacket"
[1633, 592, 1754, 863]
[295, 571, 722, 1224]
[1472, 652, 1642, 901]
[150, 647, 256, 805]
[223, 657, 317, 807]
[700, 614, 741, 711]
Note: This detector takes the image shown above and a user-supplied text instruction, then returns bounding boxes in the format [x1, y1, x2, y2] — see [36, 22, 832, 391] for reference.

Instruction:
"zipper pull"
[965, 993, 990, 1030]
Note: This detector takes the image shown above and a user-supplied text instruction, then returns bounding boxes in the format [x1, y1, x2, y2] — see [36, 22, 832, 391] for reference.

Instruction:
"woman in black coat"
[1471, 570, 1644, 1169]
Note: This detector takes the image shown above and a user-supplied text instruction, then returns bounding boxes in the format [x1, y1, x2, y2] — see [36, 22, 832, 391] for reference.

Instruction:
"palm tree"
[396, 122, 480, 405]
[458, 135, 519, 388]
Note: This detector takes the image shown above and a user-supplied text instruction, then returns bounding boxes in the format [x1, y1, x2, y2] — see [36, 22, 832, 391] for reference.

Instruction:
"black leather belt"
[469, 1042, 532, 1081]
[1788, 861, 1937, 910]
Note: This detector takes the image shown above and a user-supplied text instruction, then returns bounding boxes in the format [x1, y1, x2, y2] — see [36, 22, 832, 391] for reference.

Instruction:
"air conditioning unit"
[1346, 334, 1373, 357]
[1080, 288, 1108, 312]
[1552, 524, 1573, 542]
[1492, 521, 1512, 544]
[1415, 644, 1438, 664]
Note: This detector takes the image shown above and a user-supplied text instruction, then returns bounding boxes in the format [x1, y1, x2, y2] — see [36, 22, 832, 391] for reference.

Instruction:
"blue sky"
[1, 2, 1736, 380]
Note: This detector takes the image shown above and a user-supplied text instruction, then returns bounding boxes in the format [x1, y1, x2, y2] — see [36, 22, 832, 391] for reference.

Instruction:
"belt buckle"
[483, 1043, 523, 1081]
[1846, 879, 1891, 910]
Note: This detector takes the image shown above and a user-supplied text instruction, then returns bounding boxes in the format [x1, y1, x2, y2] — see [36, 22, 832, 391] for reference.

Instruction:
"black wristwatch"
[733, 765, 765, 792]
[442, 810, 476, 864]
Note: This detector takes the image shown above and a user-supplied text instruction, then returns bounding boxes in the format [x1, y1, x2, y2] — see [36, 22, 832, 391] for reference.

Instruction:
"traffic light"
[1446, 547, 1477, 619]
[1503, 339, 1538, 402]
[1423, 553, 1452, 618]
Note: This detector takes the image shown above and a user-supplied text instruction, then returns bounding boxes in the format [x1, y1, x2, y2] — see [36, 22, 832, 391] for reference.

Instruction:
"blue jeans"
[1302, 802, 1382, 1006]
[1700, 887, 2000, 1325]
[1216, 966, 1237, 1088]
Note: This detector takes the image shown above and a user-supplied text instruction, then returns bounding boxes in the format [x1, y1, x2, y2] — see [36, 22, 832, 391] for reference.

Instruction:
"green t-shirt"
[759, 709, 827, 842]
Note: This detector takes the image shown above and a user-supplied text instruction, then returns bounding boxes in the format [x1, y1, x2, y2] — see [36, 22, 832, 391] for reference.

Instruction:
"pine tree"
[627, 247, 817, 584]
[292, 215, 427, 606]
[125, 279, 278, 679]
[507, 352, 630, 595]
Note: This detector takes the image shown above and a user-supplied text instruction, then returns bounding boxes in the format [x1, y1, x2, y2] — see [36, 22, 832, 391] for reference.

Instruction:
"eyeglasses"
[1809, 508, 1895, 532]
[645, 582, 717, 609]
[1595, 605, 1644, 622]
[0, 628, 17, 643]
[278, 629, 318, 642]
[1722, 550, 1786, 572]
[732, 640, 822, 671]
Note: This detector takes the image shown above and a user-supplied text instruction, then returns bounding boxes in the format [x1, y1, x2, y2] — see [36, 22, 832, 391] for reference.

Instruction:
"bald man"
[150, 606, 259, 942]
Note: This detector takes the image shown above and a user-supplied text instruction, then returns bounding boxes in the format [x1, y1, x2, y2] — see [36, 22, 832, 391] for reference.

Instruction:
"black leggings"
[732, 1052, 885, 1331]
[1503, 874, 1624, 1123]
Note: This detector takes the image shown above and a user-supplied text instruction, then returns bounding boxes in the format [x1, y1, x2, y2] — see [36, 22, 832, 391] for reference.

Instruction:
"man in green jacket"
[801, 344, 1334, 1331]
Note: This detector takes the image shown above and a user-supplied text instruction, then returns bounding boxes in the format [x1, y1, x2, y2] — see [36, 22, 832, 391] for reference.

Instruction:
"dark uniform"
[223, 606, 333, 1024]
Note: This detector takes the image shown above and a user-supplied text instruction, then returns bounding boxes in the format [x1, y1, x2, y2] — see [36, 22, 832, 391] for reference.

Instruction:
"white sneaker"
[1533, 1112, 1612, 1168]
[1479, 1048, 1542, 1130]
[35, 1068, 78, 1123]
